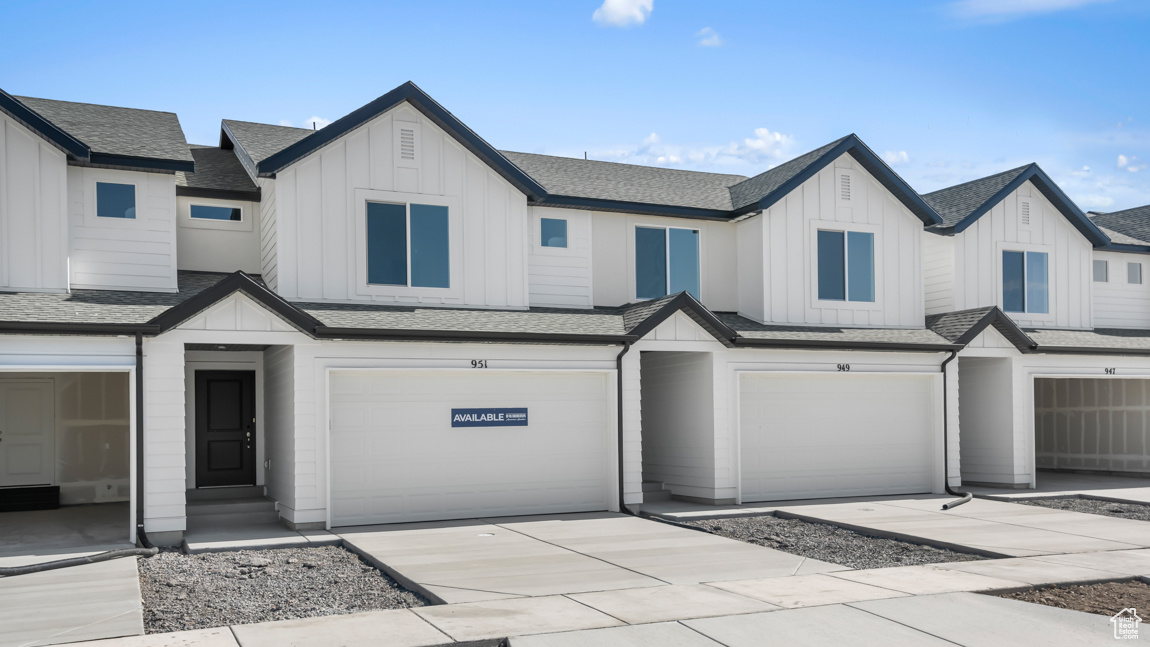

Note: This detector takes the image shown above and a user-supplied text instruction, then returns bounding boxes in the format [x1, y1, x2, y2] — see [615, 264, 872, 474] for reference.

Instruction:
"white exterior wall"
[923, 232, 955, 315]
[142, 339, 185, 533]
[592, 212, 738, 311]
[176, 196, 262, 274]
[271, 102, 529, 308]
[640, 351, 715, 498]
[1091, 250, 1150, 329]
[951, 181, 1093, 329]
[527, 206, 593, 308]
[69, 167, 179, 292]
[0, 113, 69, 292]
[263, 345, 295, 508]
[743, 154, 925, 327]
[958, 355, 1018, 485]
[258, 178, 278, 291]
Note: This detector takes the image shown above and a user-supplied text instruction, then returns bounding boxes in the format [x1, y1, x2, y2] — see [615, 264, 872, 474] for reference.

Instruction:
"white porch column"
[142, 339, 187, 534]
[620, 347, 644, 509]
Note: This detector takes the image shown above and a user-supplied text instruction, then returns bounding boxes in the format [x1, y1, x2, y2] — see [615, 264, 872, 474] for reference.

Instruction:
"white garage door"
[740, 372, 937, 502]
[329, 370, 613, 526]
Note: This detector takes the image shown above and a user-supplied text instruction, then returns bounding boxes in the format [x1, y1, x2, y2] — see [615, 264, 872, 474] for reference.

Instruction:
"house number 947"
[1104, 368, 1116, 375]
[471, 360, 488, 368]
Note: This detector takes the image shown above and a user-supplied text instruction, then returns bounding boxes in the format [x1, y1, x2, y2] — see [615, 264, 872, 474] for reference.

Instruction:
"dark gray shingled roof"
[727, 137, 847, 211]
[1027, 328, 1150, 351]
[500, 151, 747, 212]
[222, 120, 313, 164]
[719, 313, 954, 346]
[0, 272, 227, 325]
[925, 306, 1034, 349]
[923, 165, 1031, 229]
[15, 96, 193, 164]
[304, 301, 631, 336]
[1090, 205, 1150, 247]
[175, 146, 260, 198]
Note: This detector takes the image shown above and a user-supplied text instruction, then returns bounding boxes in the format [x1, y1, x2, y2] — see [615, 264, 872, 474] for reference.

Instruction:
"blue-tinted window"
[96, 182, 135, 219]
[366, 202, 408, 285]
[668, 228, 700, 300]
[190, 205, 242, 221]
[410, 204, 450, 288]
[541, 218, 567, 248]
[817, 230, 846, 300]
[1002, 251, 1026, 313]
[1027, 251, 1048, 314]
[847, 231, 875, 302]
[636, 227, 667, 299]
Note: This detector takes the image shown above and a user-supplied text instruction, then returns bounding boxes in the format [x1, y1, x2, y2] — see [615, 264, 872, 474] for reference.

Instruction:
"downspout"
[135, 333, 154, 548]
[939, 349, 972, 510]
[616, 342, 634, 516]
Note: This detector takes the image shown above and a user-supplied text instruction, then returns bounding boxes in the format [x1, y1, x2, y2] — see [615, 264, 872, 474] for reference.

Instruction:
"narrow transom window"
[1093, 259, 1108, 282]
[366, 201, 449, 288]
[1130, 262, 1143, 285]
[540, 218, 567, 248]
[635, 226, 700, 300]
[1002, 250, 1048, 314]
[96, 182, 136, 219]
[191, 205, 242, 222]
[817, 230, 874, 302]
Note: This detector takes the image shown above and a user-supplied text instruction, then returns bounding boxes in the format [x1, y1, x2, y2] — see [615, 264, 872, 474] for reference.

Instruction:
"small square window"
[1093, 259, 1108, 282]
[191, 205, 242, 221]
[1129, 262, 1143, 285]
[541, 218, 567, 248]
[96, 182, 136, 219]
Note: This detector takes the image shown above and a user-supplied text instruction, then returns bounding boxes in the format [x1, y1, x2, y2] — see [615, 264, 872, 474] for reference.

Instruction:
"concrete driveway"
[337, 512, 846, 604]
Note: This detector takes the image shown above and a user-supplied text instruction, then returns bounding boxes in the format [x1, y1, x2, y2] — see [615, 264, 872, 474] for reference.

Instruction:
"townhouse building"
[0, 82, 1146, 546]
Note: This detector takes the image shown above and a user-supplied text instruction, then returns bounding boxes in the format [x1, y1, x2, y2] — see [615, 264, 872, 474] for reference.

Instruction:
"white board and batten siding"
[1091, 250, 1150, 329]
[923, 232, 955, 315]
[69, 167, 179, 292]
[527, 206, 593, 308]
[737, 153, 925, 328]
[258, 177, 279, 291]
[949, 181, 1093, 329]
[0, 112, 69, 292]
[270, 102, 529, 308]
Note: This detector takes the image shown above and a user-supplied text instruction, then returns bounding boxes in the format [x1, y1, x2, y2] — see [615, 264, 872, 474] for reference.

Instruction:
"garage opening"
[739, 371, 937, 502]
[1034, 378, 1150, 477]
[327, 369, 615, 527]
[0, 372, 132, 554]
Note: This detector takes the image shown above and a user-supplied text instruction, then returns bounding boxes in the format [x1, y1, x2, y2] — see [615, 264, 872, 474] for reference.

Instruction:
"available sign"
[451, 407, 528, 427]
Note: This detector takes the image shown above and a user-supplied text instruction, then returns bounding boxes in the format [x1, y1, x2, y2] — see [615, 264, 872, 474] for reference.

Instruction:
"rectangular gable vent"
[1020, 200, 1031, 226]
[839, 173, 852, 202]
[393, 121, 421, 170]
[399, 128, 416, 161]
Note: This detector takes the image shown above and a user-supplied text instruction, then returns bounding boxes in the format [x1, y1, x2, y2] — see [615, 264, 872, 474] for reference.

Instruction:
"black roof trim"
[1096, 243, 1150, 254]
[1033, 346, 1150, 357]
[220, 121, 261, 183]
[255, 82, 547, 200]
[750, 135, 943, 226]
[176, 186, 262, 202]
[0, 89, 90, 161]
[148, 271, 321, 334]
[958, 307, 1034, 350]
[625, 292, 738, 345]
[0, 321, 160, 336]
[731, 337, 962, 352]
[531, 195, 734, 221]
[314, 326, 634, 344]
[86, 152, 195, 173]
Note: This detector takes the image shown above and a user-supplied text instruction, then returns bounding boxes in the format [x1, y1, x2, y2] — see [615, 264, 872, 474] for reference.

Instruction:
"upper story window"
[817, 229, 874, 302]
[1002, 250, 1048, 314]
[1130, 262, 1143, 285]
[636, 226, 700, 300]
[96, 182, 136, 219]
[191, 205, 242, 222]
[366, 201, 449, 288]
[1094, 259, 1108, 282]
[541, 218, 567, 248]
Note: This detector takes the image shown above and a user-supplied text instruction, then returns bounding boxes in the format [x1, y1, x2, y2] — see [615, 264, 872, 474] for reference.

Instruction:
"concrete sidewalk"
[967, 471, 1150, 505]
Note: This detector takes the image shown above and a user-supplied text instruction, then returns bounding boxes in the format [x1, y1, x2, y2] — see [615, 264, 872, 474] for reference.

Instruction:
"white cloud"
[1118, 154, 1129, 167]
[594, 127, 796, 173]
[696, 27, 722, 47]
[1118, 154, 1147, 172]
[1082, 165, 1091, 172]
[592, 0, 652, 27]
[883, 150, 910, 165]
[950, 0, 1115, 21]
[305, 116, 332, 130]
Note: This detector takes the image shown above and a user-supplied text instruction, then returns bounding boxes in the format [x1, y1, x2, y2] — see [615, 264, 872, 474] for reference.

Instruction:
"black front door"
[195, 371, 256, 488]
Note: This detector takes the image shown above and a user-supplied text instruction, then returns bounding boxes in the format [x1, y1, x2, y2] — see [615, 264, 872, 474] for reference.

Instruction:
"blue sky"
[2, 0, 1147, 211]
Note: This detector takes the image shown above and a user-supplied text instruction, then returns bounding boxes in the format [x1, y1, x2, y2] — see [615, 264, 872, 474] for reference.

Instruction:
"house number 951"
[471, 360, 488, 368]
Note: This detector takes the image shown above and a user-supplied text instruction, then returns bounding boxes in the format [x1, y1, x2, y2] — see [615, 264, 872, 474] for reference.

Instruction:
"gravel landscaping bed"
[139, 546, 427, 634]
[1016, 497, 1150, 522]
[685, 515, 987, 569]
[996, 580, 1150, 616]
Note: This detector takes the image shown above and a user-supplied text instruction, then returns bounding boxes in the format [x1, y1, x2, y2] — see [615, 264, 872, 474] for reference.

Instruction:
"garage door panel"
[330, 370, 612, 526]
[740, 373, 936, 502]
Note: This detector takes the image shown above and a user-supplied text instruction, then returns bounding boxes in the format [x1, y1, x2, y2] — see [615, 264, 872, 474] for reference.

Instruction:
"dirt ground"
[996, 579, 1150, 616]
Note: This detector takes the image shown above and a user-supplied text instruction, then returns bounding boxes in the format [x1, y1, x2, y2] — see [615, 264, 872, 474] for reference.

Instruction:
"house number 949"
[471, 360, 488, 368]
[837, 364, 851, 372]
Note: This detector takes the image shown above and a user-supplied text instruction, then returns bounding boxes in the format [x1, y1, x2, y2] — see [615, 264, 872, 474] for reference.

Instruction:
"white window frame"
[1093, 259, 1109, 283]
[1129, 261, 1143, 285]
[354, 188, 462, 299]
[995, 241, 1055, 322]
[533, 214, 574, 257]
[808, 220, 882, 311]
[84, 170, 145, 229]
[630, 223, 703, 301]
[179, 198, 252, 232]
